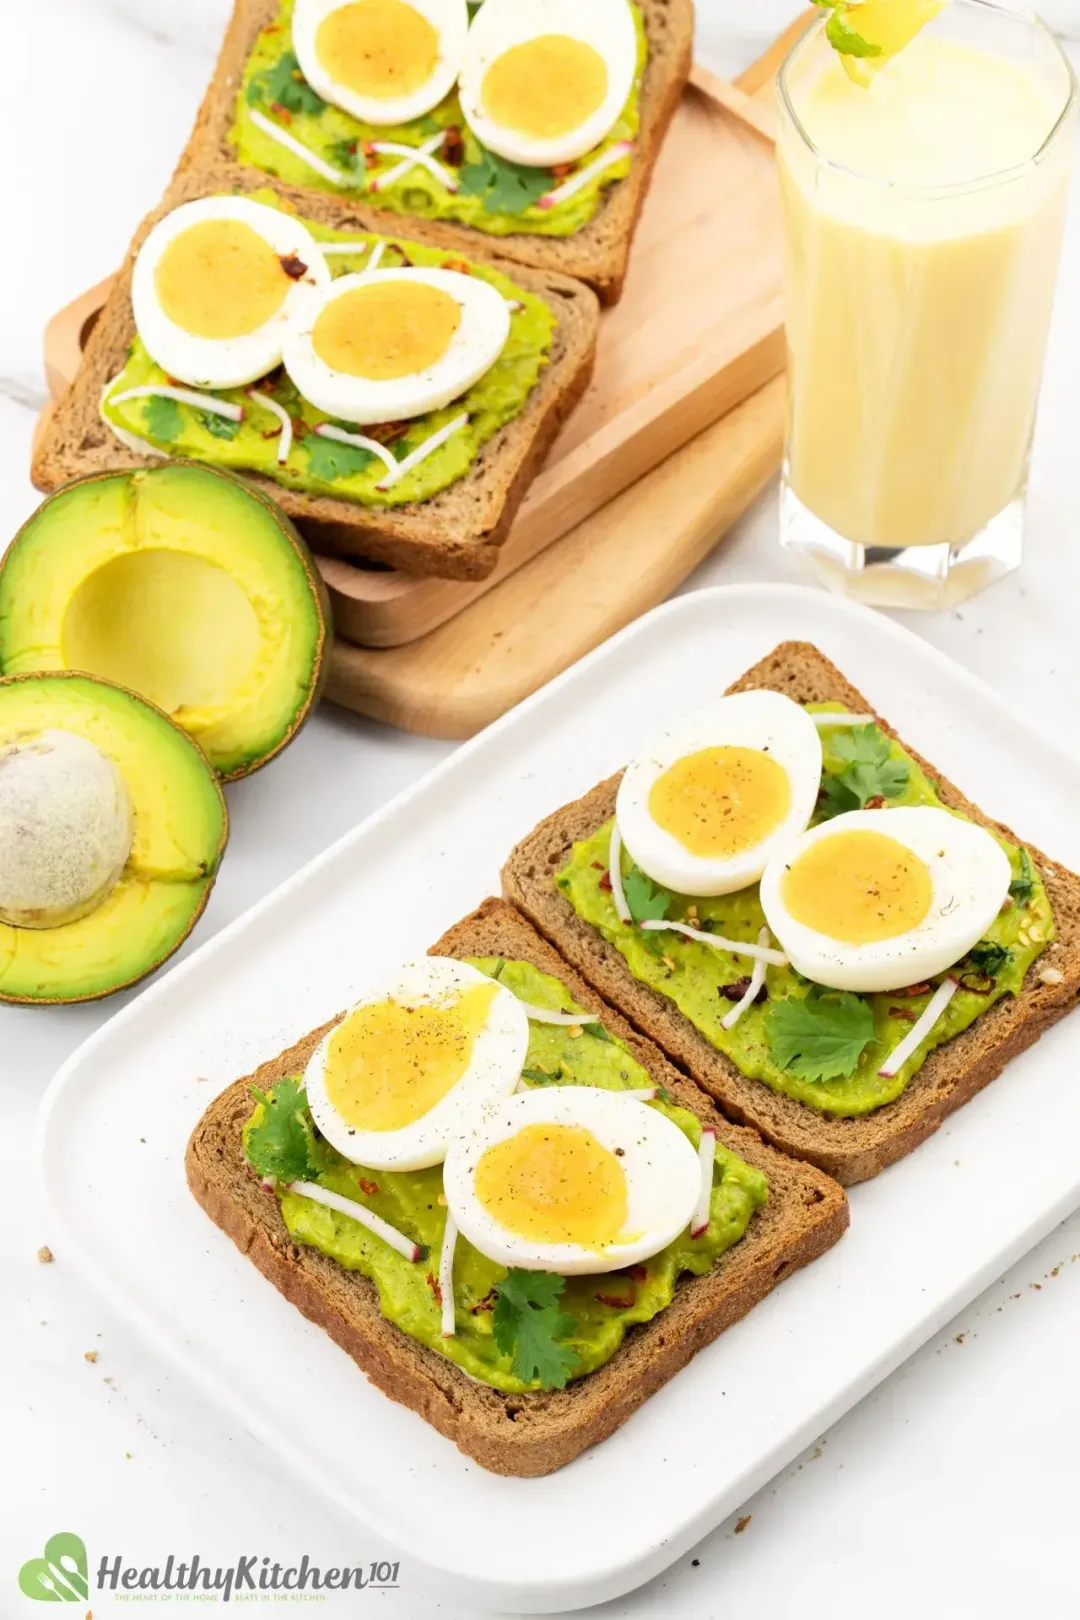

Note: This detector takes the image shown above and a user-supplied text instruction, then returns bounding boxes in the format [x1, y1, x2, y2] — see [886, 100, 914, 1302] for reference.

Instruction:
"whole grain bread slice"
[176, 0, 694, 306]
[186, 896, 847, 1476]
[502, 642, 1080, 1186]
[31, 172, 599, 582]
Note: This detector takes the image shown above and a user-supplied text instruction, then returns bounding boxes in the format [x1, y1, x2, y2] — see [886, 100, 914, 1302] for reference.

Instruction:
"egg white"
[616, 690, 824, 898]
[759, 805, 1013, 994]
[131, 197, 330, 390]
[282, 266, 510, 424]
[442, 1085, 702, 1275]
[304, 957, 529, 1173]
[293, 0, 469, 126]
[458, 0, 638, 168]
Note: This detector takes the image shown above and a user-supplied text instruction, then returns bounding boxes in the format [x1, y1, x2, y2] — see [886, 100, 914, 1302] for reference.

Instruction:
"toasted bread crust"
[501, 643, 1080, 1185]
[176, 0, 694, 305]
[31, 173, 600, 583]
[186, 898, 847, 1476]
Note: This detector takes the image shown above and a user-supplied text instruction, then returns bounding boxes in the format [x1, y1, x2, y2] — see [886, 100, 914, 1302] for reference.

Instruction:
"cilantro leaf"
[459, 146, 552, 216]
[824, 9, 883, 56]
[521, 1066, 559, 1085]
[1009, 849, 1034, 905]
[244, 1077, 323, 1182]
[305, 433, 375, 482]
[587, 1023, 616, 1044]
[143, 393, 183, 441]
[493, 1270, 579, 1390]
[198, 410, 241, 440]
[247, 51, 327, 116]
[966, 941, 1009, 977]
[764, 988, 874, 1083]
[623, 864, 673, 925]
[818, 725, 909, 818]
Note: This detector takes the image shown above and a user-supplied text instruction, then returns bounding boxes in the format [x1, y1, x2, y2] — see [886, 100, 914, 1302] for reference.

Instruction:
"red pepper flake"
[471, 1291, 496, 1314]
[291, 417, 309, 438]
[734, 1515, 752, 1535]
[895, 980, 932, 997]
[442, 255, 472, 277]
[595, 1291, 636, 1310]
[599, 871, 613, 893]
[426, 1272, 443, 1306]
[366, 419, 411, 446]
[263, 22, 281, 32]
[440, 125, 466, 167]
[865, 795, 887, 809]
[551, 162, 574, 180]
[620, 1264, 648, 1283]
[278, 253, 308, 280]
[357, 1178, 380, 1196]
[720, 977, 767, 1005]
[261, 428, 281, 439]
[888, 1006, 918, 1022]
[362, 140, 378, 168]
[269, 100, 292, 124]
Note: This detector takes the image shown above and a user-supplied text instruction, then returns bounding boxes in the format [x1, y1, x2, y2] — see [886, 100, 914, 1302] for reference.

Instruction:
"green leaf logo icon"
[18, 1533, 88, 1602]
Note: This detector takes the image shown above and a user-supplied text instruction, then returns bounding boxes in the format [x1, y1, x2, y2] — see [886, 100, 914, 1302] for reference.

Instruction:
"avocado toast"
[187, 898, 847, 1476]
[502, 642, 1080, 1185]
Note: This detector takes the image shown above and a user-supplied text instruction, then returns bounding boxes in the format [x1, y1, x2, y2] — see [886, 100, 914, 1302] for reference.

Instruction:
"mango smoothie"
[777, 7, 1075, 575]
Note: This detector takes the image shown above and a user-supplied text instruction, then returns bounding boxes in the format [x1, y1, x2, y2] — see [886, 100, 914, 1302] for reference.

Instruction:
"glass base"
[779, 480, 1025, 610]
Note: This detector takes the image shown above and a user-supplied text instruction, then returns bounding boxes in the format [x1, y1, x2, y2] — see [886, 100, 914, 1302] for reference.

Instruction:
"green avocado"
[558, 704, 1054, 1116]
[0, 672, 227, 1005]
[246, 957, 768, 1395]
[233, 0, 645, 240]
[0, 462, 331, 781]
[99, 201, 557, 510]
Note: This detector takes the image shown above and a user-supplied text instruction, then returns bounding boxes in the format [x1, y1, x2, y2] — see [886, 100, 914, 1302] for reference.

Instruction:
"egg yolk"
[482, 35, 609, 140]
[315, 0, 439, 99]
[648, 746, 793, 858]
[312, 280, 461, 379]
[782, 829, 933, 945]
[475, 1122, 628, 1247]
[155, 220, 291, 339]
[323, 980, 497, 1132]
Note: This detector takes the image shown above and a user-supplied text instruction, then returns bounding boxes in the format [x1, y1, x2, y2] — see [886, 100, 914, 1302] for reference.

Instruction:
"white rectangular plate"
[39, 585, 1080, 1614]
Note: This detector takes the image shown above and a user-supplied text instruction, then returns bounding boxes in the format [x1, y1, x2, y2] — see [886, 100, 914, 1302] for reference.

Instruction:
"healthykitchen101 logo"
[18, 1531, 401, 1605]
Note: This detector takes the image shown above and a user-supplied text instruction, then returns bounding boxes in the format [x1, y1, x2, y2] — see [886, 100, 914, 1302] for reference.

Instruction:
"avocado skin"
[0, 462, 332, 782]
[0, 671, 228, 1006]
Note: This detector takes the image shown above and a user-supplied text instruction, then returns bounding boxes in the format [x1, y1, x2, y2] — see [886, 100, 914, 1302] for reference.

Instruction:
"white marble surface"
[8, 4, 1080, 1616]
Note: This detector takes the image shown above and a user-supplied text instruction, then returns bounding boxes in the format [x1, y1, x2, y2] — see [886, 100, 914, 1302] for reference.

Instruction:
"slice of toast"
[177, 0, 694, 306]
[31, 173, 599, 583]
[186, 897, 847, 1477]
[502, 642, 1080, 1186]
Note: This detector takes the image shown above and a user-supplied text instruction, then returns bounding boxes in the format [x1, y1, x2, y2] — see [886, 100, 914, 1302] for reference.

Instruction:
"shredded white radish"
[622, 1087, 658, 1102]
[247, 389, 292, 464]
[287, 1180, 420, 1261]
[313, 423, 398, 478]
[691, 1128, 716, 1238]
[720, 928, 772, 1032]
[376, 412, 468, 491]
[364, 240, 387, 274]
[439, 1213, 458, 1338]
[516, 1002, 602, 1027]
[639, 919, 788, 967]
[877, 977, 959, 1078]
[812, 711, 875, 729]
[248, 108, 348, 183]
[539, 142, 634, 210]
[609, 822, 632, 924]
[110, 384, 244, 421]
[320, 242, 387, 269]
[504, 298, 524, 313]
[371, 134, 458, 193]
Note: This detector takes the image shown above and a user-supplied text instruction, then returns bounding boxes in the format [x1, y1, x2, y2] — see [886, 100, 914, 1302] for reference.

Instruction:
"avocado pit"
[0, 729, 133, 929]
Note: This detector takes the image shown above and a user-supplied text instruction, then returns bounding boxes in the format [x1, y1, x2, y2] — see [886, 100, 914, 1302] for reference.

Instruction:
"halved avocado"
[0, 462, 331, 781]
[0, 672, 227, 1005]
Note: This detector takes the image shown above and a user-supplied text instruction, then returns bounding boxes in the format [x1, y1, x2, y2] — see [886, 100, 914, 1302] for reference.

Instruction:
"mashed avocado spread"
[558, 705, 1054, 1117]
[233, 0, 646, 239]
[244, 957, 768, 1395]
[100, 192, 555, 508]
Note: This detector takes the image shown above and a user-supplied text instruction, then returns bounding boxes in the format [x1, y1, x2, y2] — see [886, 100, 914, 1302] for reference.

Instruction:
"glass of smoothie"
[777, 0, 1077, 608]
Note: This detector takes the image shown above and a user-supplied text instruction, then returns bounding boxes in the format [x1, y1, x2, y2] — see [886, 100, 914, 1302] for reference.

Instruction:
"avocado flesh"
[0, 674, 227, 1004]
[0, 463, 329, 780]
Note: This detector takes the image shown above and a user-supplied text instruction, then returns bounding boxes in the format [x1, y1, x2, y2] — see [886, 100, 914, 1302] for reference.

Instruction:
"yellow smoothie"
[779, 29, 1073, 551]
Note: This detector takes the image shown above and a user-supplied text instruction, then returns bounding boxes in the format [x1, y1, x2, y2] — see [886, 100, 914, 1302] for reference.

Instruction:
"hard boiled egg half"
[304, 958, 529, 1172]
[616, 691, 824, 897]
[759, 805, 1012, 993]
[131, 197, 330, 389]
[459, 0, 638, 168]
[292, 0, 469, 126]
[442, 1086, 702, 1275]
[282, 267, 510, 424]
